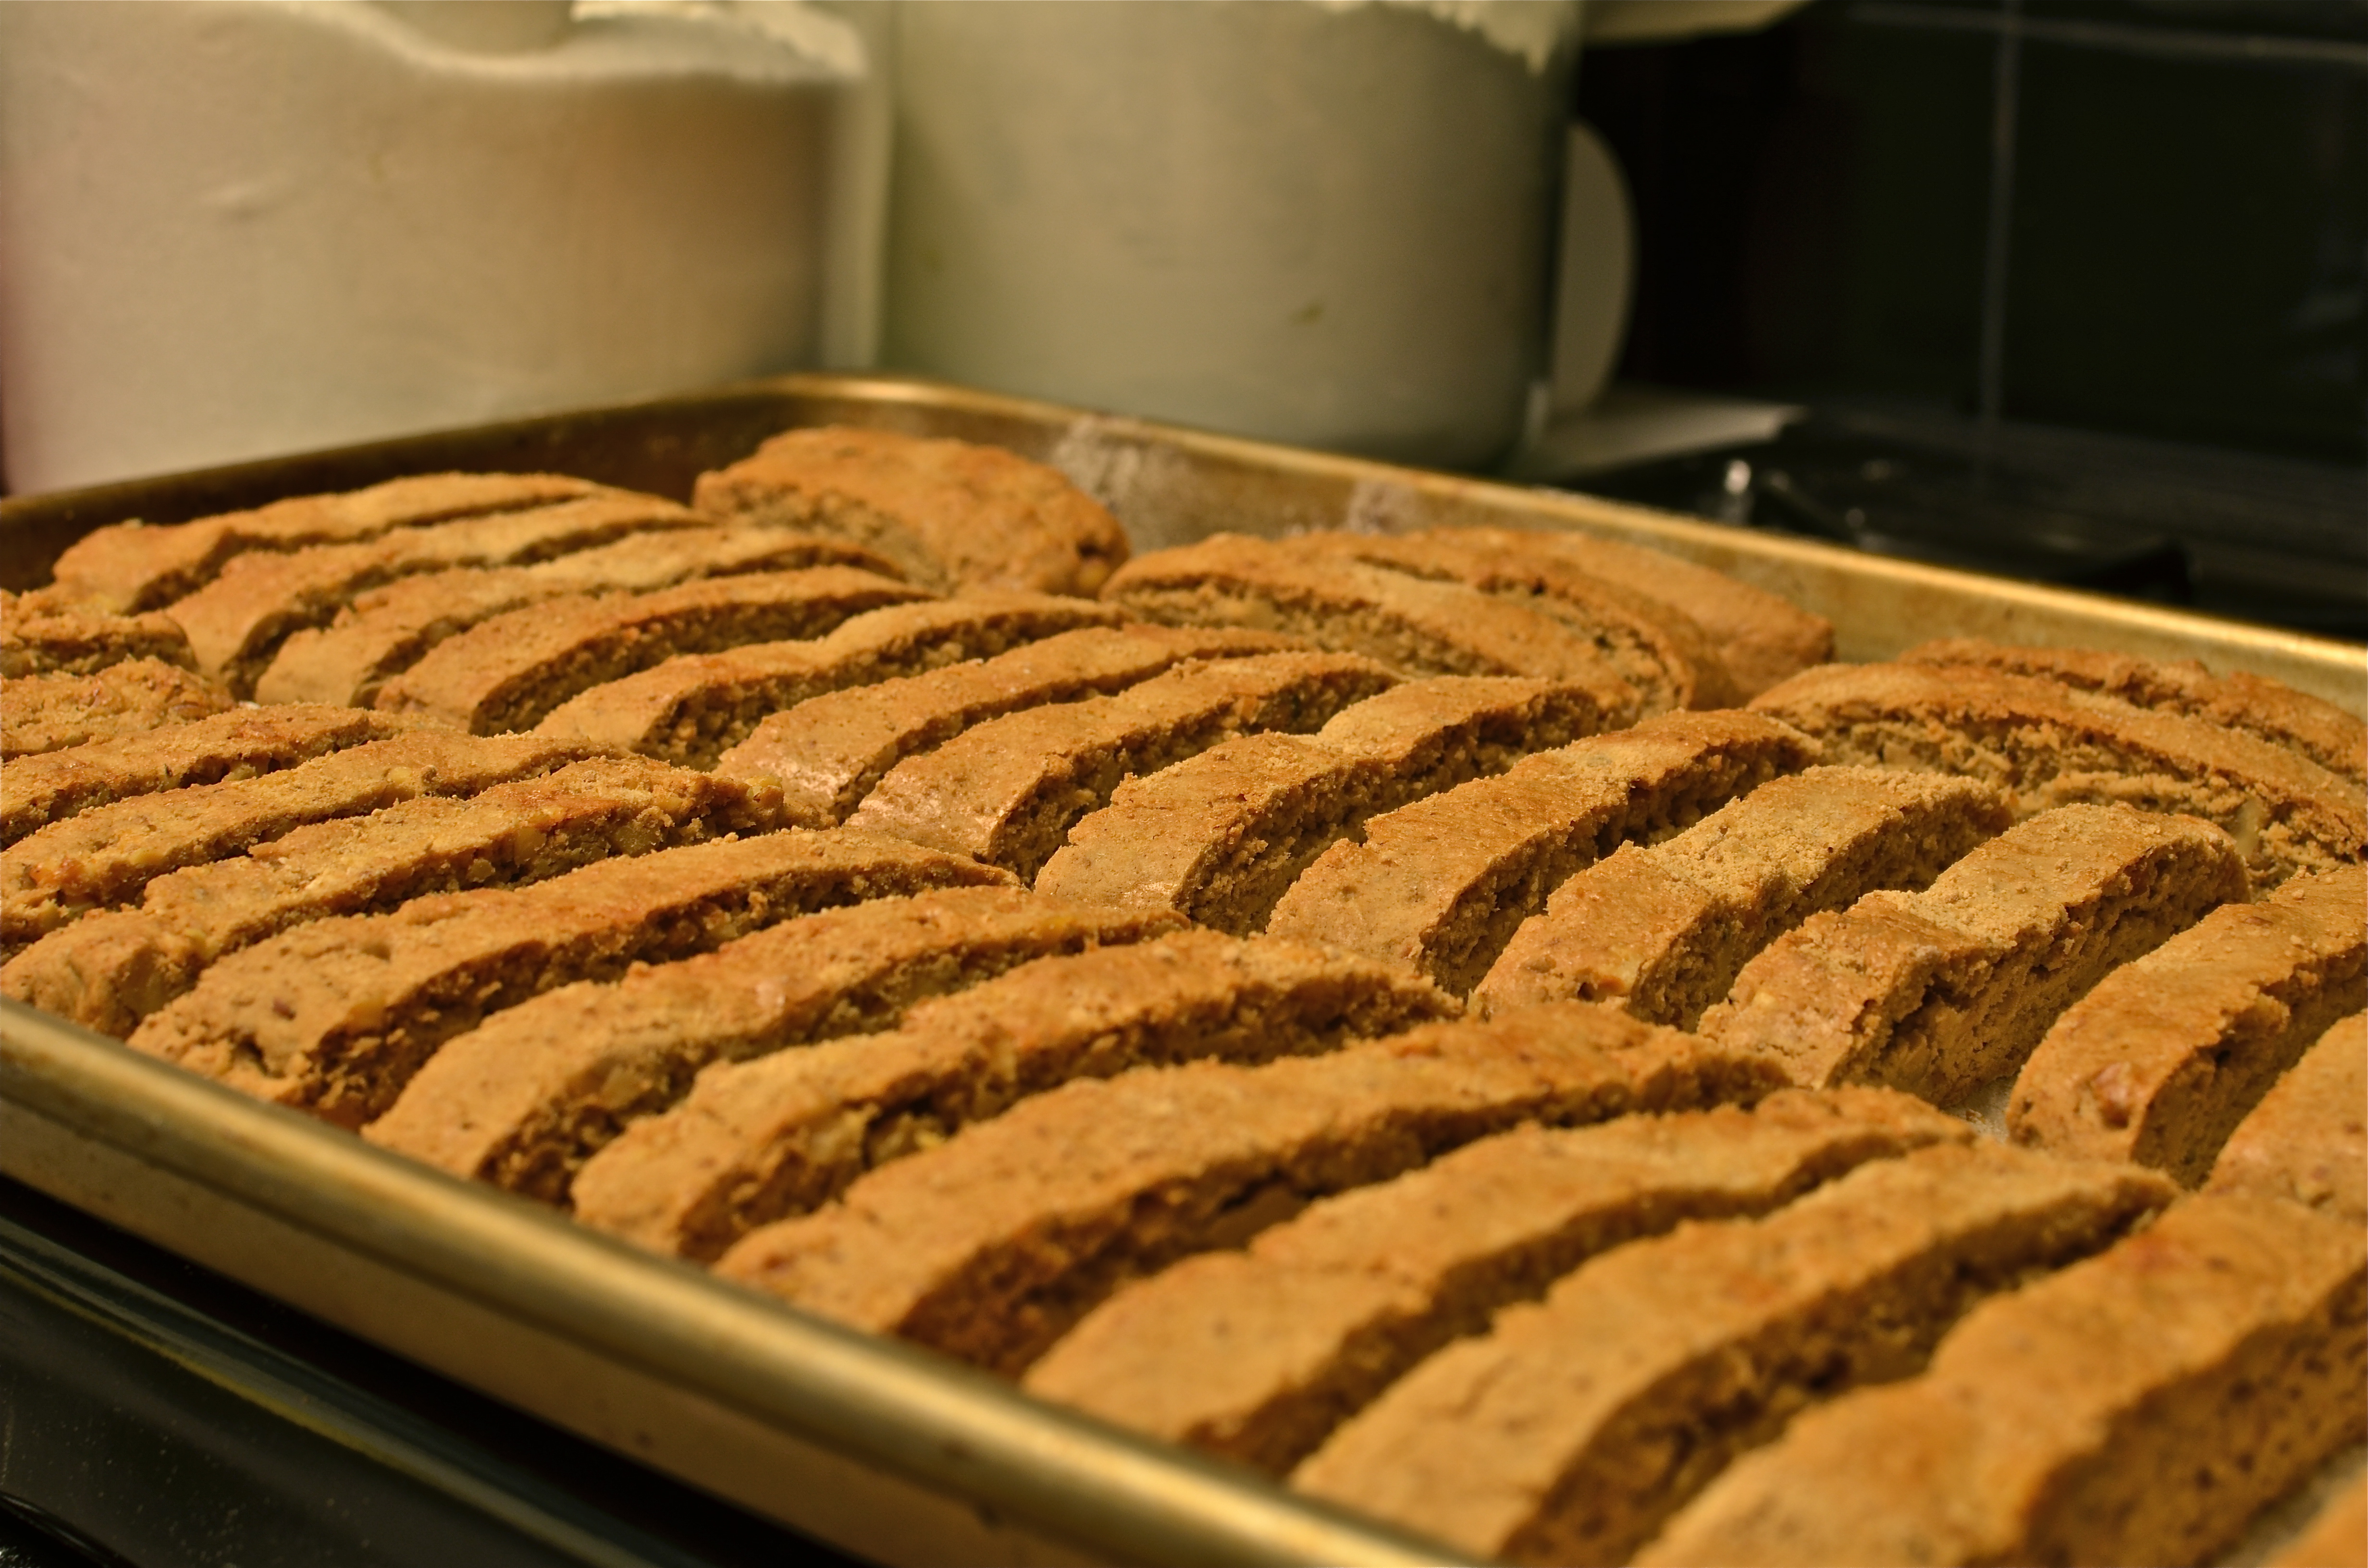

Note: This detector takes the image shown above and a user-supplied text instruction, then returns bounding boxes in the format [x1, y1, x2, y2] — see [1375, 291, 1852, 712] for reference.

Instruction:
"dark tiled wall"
[1579, 0, 2368, 466]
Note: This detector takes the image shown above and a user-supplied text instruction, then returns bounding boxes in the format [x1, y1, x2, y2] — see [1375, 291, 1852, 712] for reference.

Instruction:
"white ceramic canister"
[881, 0, 1583, 469]
[0, 0, 870, 493]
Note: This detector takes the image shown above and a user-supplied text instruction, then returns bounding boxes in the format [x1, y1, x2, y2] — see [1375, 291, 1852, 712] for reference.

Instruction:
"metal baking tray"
[3, 374, 2362, 1567]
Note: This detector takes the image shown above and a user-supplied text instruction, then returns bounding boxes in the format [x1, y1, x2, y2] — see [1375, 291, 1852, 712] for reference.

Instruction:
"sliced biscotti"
[1475, 768, 2012, 1027]
[532, 593, 1131, 767]
[1266, 710, 1819, 995]
[847, 652, 1401, 879]
[128, 829, 1011, 1127]
[1, 731, 602, 951]
[1295, 1142, 2176, 1568]
[1099, 533, 1641, 716]
[1025, 1088, 1971, 1475]
[2207, 1014, 2367, 1225]
[1638, 1195, 2368, 1568]
[714, 625, 1304, 822]
[1700, 804, 2250, 1104]
[714, 1003, 1789, 1376]
[365, 888, 1184, 1202]
[2010, 866, 2368, 1183]
[692, 425, 1131, 596]
[1441, 526, 1835, 700]
[1751, 660, 2366, 886]
[256, 525, 902, 709]
[0, 588, 200, 677]
[375, 567, 927, 735]
[0, 706, 419, 848]
[1035, 677, 1611, 933]
[572, 930, 1460, 1261]
[2, 757, 786, 1039]
[49, 472, 604, 612]
[2, 660, 236, 758]
[1296, 530, 1739, 713]
[1904, 637, 2368, 784]
[167, 492, 707, 697]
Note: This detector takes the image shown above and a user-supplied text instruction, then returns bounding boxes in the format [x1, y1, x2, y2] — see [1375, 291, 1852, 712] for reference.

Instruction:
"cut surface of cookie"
[571, 930, 1459, 1261]
[692, 425, 1131, 596]
[1, 731, 602, 951]
[847, 651, 1401, 879]
[0, 706, 423, 848]
[1699, 803, 2250, 1105]
[2206, 1013, 2367, 1226]
[127, 829, 1013, 1127]
[0, 588, 201, 677]
[1476, 767, 2012, 1027]
[168, 491, 706, 697]
[2009, 865, 2367, 1183]
[2, 757, 785, 1038]
[1635, 1195, 2368, 1568]
[1751, 660, 2366, 886]
[1100, 533, 1642, 713]
[256, 525, 902, 709]
[1293, 1142, 2175, 1568]
[1026, 1087, 1970, 1475]
[534, 593, 1130, 767]
[1266, 710, 1819, 994]
[713, 1004, 1788, 1376]
[375, 566, 926, 735]
[365, 888, 1184, 1202]
[2, 660, 236, 759]
[1293, 529, 1739, 713]
[1902, 637, 2367, 784]
[715, 625, 1303, 823]
[1036, 676, 1611, 933]
[49, 472, 604, 612]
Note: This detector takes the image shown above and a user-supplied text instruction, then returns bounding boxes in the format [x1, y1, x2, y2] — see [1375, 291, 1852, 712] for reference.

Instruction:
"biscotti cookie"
[571, 930, 1459, 1260]
[2, 660, 235, 759]
[1, 731, 602, 951]
[1294, 1143, 2175, 1567]
[692, 425, 1131, 596]
[714, 1003, 1788, 1375]
[168, 492, 706, 696]
[1266, 710, 1818, 994]
[533, 592, 1129, 767]
[1751, 660, 2365, 886]
[1700, 804, 2249, 1104]
[1903, 637, 2367, 784]
[366, 888, 1184, 1201]
[2, 757, 785, 1039]
[1026, 1088, 1970, 1474]
[2207, 1014, 2367, 1226]
[49, 471, 603, 612]
[1637, 1196, 2368, 1568]
[1295, 529, 1739, 713]
[2009, 866, 2366, 1182]
[0, 706, 420, 848]
[848, 652, 1401, 879]
[1440, 526, 1834, 699]
[256, 525, 902, 709]
[375, 567, 927, 735]
[0, 588, 200, 677]
[1035, 676, 1609, 933]
[1476, 768, 2011, 1027]
[129, 829, 1012, 1127]
[714, 625, 1303, 822]
[1099, 533, 1642, 713]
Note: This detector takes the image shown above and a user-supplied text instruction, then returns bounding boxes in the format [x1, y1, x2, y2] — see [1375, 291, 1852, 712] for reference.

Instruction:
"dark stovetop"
[1561, 408, 2368, 643]
[0, 1177, 863, 1568]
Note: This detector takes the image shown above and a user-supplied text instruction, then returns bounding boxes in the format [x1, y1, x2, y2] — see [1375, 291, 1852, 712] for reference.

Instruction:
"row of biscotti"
[665, 997, 2360, 1568]
[1, 586, 237, 758]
